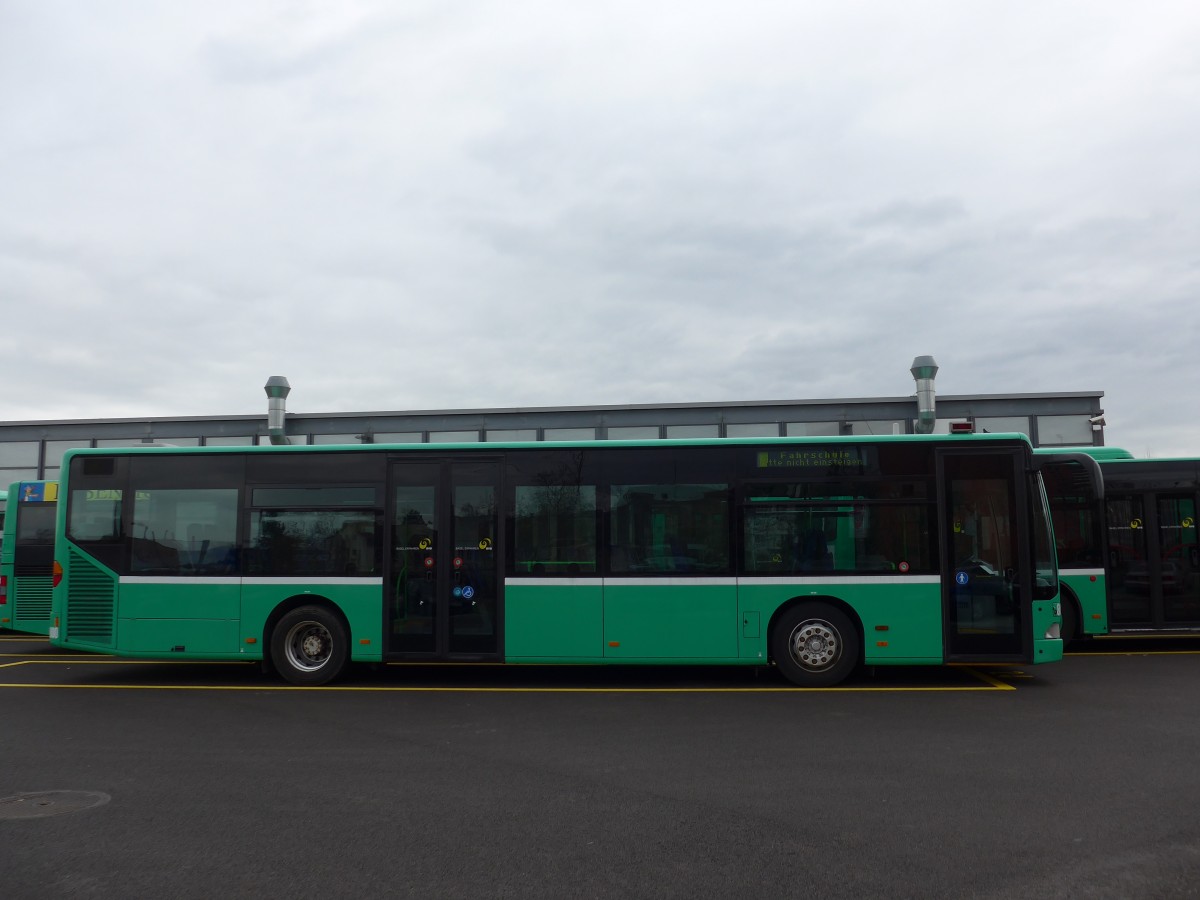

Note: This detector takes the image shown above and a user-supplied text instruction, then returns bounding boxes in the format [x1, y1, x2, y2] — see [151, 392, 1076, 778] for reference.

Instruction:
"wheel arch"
[1057, 582, 1083, 644]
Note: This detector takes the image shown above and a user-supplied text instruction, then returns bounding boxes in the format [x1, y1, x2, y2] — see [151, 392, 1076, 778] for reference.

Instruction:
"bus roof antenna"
[265, 376, 292, 445]
[910, 356, 938, 434]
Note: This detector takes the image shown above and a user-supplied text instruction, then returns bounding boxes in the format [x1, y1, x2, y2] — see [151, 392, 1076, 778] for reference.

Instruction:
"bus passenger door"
[1159, 494, 1200, 624]
[387, 459, 501, 659]
[939, 449, 1028, 660]
[1106, 494, 1151, 626]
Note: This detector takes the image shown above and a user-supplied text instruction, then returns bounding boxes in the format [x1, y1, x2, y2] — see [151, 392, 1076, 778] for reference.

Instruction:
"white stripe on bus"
[120, 576, 384, 587]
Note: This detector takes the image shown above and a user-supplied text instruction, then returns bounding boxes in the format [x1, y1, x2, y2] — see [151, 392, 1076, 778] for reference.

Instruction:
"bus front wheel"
[771, 603, 859, 688]
[271, 605, 349, 686]
[1061, 599, 1080, 647]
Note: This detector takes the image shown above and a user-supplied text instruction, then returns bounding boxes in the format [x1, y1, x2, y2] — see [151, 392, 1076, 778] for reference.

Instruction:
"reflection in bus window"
[609, 484, 729, 574]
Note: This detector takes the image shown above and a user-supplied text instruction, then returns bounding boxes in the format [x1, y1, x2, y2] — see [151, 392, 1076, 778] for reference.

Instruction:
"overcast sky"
[3, 1, 1198, 455]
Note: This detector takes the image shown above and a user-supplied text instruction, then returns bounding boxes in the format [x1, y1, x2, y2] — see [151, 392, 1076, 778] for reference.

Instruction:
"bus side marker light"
[874, 625, 889, 631]
[1091, 614, 1102, 619]
[359, 639, 371, 645]
[608, 641, 620, 647]
[1090, 575, 1097, 582]
[245, 637, 257, 644]
[876, 641, 889, 647]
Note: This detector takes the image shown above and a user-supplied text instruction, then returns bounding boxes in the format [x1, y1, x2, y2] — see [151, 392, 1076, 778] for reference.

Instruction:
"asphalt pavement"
[2, 634, 1200, 899]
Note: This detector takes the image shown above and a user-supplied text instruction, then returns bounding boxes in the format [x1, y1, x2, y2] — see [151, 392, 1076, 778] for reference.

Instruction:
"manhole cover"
[0, 791, 111, 820]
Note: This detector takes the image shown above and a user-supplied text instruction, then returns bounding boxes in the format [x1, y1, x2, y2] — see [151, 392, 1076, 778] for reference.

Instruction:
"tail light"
[0, 574, 7, 604]
[52, 560, 63, 589]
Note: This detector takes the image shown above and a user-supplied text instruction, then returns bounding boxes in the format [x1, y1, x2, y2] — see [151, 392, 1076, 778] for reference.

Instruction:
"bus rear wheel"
[771, 603, 859, 688]
[271, 605, 349, 686]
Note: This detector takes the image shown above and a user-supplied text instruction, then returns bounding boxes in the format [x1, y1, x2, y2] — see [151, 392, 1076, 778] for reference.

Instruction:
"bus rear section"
[0, 481, 59, 635]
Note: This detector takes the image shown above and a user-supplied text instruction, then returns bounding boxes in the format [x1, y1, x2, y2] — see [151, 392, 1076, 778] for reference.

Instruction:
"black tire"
[1060, 597, 1080, 648]
[270, 605, 349, 686]
[771, 603, 860, 688]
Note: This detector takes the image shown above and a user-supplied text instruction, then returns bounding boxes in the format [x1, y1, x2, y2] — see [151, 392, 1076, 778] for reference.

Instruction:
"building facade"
[0, 383, 1105, 486]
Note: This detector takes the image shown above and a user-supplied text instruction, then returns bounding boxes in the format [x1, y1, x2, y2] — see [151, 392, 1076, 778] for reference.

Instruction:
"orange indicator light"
[874, 625, 889, 631]
[245, 637, 257, 644]
[876, 641, 889, 647]
[360, 639, 371, 645]
[608, 641, 620, 647]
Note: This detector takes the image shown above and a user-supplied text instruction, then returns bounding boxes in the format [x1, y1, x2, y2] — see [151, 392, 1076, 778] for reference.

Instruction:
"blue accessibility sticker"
[955, 571, 969, 585]
[462, 585, 475, 600]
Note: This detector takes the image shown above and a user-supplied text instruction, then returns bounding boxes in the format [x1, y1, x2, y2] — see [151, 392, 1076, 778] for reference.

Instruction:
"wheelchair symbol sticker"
[955, 571, 969, 585]
[462, 585, 475, 600]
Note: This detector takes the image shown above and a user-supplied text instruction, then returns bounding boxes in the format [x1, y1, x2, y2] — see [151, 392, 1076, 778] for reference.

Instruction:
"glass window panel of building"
[845, 421, 905, 436]
[1037, 415, 1095, 446]
[0, 467, 39, 484]
[607, 426, 660, 440]
[428, 430, 481, 443]
[725, 423, 781, 438]
[45, 440, 92, 468]
[785, 422, 841, 437]
[665, 424, 719, 439]
[543, 427, 597, 441]
[311, 434, 365, 444]
[486, 429, 538, 442]
[94, 438, 162, 448]
[373, 432, 424, 444]
[0, 441, 40, 467]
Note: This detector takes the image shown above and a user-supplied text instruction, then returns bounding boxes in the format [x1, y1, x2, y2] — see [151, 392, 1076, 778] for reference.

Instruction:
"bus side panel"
[503, 580, 603, 659]
[736, 578, 944, 665]
[602, 580, 738, 659]
[117, 579, 240, 655]
[1061, 571, 1108, 636]
[240, 579, 384, 662]
[11, 572, 55, 635]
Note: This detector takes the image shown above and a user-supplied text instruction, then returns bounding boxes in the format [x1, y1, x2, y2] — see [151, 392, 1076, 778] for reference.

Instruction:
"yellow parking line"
[956, 667, 1017, 690]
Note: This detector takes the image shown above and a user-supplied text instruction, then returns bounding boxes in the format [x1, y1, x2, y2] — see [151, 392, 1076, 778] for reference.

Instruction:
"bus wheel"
[771, 603, 859, 688]
[271, 605, 349, 686]
[1061, 600, 1079, 647]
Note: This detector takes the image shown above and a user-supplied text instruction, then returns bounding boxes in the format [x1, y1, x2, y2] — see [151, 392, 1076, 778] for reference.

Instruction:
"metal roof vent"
[264, 376, 292, 445]
[910, 356, 938, 435]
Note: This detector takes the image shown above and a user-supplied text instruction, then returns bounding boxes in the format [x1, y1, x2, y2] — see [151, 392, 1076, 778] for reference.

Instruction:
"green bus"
[50, 434, 1067, 686]
[1041, 447, 1200, 640]
[0, 481, 59, 635]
